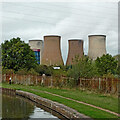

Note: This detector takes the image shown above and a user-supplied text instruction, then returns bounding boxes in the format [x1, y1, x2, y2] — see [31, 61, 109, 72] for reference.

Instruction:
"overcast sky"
[1, 1, 118, 63]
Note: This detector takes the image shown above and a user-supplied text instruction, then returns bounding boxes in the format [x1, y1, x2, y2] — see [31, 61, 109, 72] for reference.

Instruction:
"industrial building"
[28, 34, 107, 66]
[29, 40, 43, 64]
[88, 35, 106, 60]
[41, 35, 63, 66]
[66, 39, 84, 65]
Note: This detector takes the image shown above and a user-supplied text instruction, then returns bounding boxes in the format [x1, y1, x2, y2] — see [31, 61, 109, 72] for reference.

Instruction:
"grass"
[1, 83, 119, 119]
[29, 86, 118, 113]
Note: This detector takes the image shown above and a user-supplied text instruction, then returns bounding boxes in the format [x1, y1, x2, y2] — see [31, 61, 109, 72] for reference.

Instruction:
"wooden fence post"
[99, 78, 101, 90]
[36, 76, 37, 85]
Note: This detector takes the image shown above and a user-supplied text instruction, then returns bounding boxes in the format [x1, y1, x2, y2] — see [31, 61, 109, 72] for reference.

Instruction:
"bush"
[52, 69, 67, 77]
[35, 65, 53, 76]
[2, 69, 14, 74]
[95, 54, 118, 76]
[28, 68, 39, 75]
[67, 56, 98, 85]
[15, 68, 28, 75]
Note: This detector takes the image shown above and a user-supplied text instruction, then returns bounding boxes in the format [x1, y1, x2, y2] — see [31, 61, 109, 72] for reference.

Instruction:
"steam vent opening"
[88, 35, 106, 60]
[41, 35, 63, 66]
[66, 39, 84, 65]
[29, 40, 43, 64]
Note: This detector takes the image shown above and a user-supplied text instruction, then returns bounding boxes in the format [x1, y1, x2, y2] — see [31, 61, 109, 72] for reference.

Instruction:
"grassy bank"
[1, 83, 118, 119]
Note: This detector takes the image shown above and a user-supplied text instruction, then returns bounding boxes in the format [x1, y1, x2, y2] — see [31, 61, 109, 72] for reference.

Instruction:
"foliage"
[52, 69, 67, 77]
[1, 37, 37, 71]
[2, 69, 14, 74]
[35, 65, 53, 76]
[66, 78, 77, 88]
[114, 54, 120, 78]
[102, 72, 115, 79]
[95, 54, 118, 76]
[27, 68, 39, 75]
[15, 68, 28, 75]
[52, 65, 68, 77]
[68, 56, 97, 85]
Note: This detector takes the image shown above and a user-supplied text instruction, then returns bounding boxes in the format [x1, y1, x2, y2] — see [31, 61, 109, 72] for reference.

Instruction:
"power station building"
[29, 40, 43, 64]
[41, 35, 63, 66]
[28, 34, 107, 65]
[88, 35, 106, 60]
[66, 39, 84, 65]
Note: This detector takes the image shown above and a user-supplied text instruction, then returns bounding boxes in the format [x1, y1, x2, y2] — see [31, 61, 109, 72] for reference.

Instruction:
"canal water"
[2, 94, 62, 119]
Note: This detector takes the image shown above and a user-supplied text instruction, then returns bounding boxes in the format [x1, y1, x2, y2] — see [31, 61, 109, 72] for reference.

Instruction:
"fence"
[2, 74, 67, 87]
[79, 78, 119, 94]
[2, 74, 120, 94]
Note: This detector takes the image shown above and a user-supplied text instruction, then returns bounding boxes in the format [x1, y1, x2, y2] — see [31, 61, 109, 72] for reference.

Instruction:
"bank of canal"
[1, 88, 90, 119]
[1, 83, 119, 119]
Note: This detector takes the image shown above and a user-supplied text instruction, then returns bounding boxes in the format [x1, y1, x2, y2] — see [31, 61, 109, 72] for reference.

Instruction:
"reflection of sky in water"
[2, 94, 60, 119]
[29, 106, 60, 119]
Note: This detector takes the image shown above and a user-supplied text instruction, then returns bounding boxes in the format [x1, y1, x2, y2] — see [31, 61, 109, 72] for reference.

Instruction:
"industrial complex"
[29, 35, 106, 66]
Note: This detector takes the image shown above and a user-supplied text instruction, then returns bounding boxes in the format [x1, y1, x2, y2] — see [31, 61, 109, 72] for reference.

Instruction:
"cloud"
[1, 2, 118, 63]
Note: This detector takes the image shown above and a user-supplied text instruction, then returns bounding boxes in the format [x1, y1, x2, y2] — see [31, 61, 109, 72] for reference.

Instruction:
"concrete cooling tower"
[41, 35, 63, 66]
[66, 39, 84, 65]
[88, 35, 106, 60]
[29, 40, 43, 64]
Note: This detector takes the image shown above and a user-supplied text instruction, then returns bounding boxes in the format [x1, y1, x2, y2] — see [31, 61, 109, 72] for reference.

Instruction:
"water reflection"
[2, 94, 60, 119]
[29, 106, 58, 119]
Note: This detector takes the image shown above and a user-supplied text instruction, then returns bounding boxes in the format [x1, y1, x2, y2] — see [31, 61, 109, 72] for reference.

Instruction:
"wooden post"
[51, 76, 53, 87]
[99, 78, 101, 90]
[36, 76, 38, 85]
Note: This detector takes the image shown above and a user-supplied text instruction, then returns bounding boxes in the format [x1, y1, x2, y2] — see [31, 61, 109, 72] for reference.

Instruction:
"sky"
[1, 1, 118, 64]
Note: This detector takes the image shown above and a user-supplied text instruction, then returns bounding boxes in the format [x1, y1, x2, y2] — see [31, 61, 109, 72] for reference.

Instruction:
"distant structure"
[29, 40, 43, 64]
[41, 35, 63, 66]
[66, 39, 84, 65]
[88, 35, 106, 60]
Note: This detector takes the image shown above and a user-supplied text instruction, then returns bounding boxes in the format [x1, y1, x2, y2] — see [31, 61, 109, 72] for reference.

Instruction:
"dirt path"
[31, 88, 120, 117]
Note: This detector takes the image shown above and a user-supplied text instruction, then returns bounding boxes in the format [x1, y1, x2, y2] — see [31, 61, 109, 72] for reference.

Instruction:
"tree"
[95, 54, 117, 76]
[2, 37, 37, 71]
[68, 56, 97, 85]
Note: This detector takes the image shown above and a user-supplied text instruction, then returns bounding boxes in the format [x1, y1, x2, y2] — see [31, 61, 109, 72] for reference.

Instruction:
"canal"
[2, 93, 64, 119]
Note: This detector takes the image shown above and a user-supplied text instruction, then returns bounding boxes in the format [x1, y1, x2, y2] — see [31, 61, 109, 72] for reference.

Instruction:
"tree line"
[1, 37, 119, 82]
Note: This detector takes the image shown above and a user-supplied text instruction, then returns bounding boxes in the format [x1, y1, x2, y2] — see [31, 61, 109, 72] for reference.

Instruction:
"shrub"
[35, 65, 53, 76]
[28, 68, 39, 75]
[67, 56, 98, 85]
[15, 68, 28, 75]
[95, 54, 118, 76]
[2, 69, 14, 74]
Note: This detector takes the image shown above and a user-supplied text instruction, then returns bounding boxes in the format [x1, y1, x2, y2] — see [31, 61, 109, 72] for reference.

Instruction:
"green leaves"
[35, 65, 53, 76]
[67, 54, 118, 85]
[95, 54, 117, 76]
[68, 56, 98, 85]
[2, 37, 38, 71]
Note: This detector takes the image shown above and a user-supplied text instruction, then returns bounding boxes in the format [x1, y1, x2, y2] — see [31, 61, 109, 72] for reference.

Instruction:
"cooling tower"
[41, 35, 63, 66]
[29, 40, 43, 64]
[88, 35, 106, 60]
[66, 39, 84, 65]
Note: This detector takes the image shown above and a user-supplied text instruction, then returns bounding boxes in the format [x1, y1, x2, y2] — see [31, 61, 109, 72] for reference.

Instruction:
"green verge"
[27, 86, 118, 113]
[4, 83, 117, 113]
[1, 83, 118, 119]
